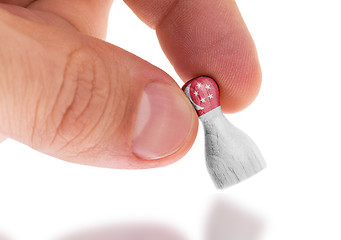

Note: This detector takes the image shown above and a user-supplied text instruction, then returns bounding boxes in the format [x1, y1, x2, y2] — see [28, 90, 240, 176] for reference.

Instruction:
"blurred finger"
[0, 0, 34, 6]
[0, 133, 7, 143]
[28, 0, 114, 39]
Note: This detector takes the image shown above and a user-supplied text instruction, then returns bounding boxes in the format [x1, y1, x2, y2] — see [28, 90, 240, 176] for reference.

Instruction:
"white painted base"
[200, 107, 266, 188]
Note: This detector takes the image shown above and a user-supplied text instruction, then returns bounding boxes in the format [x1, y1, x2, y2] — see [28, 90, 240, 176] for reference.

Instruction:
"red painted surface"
[182, 76, 220, 117]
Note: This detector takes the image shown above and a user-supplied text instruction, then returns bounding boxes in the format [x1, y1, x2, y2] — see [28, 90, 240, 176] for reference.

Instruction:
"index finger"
[124, 0, 261, 113]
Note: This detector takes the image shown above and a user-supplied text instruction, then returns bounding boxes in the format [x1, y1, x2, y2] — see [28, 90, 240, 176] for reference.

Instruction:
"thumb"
[0, 10, 197, 169]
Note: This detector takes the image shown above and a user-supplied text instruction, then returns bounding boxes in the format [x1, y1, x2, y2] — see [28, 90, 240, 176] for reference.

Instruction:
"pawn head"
[182, 76, 220, 117]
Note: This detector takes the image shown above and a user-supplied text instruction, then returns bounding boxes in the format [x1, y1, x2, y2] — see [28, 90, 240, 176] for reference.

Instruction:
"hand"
[0, 0, 261, 168]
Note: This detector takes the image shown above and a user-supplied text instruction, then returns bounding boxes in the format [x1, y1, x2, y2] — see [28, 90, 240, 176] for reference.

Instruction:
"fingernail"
[132, 82, 194, 160]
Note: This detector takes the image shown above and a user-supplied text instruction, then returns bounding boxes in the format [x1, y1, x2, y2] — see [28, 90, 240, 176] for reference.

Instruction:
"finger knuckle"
[48, 46, 111, 153]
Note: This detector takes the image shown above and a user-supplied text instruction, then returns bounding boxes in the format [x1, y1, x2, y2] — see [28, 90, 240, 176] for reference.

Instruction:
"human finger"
[0, 9, 198, 168]
[0, 0, 113, 39]
[124, 0, 262, 113]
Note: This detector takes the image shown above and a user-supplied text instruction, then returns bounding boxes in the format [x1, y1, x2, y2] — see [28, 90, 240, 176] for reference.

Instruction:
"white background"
[1, 0, 341, 239]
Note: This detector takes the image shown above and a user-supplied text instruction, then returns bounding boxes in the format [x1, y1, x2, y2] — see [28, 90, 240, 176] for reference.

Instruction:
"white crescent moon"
[184, 84, 204, 111]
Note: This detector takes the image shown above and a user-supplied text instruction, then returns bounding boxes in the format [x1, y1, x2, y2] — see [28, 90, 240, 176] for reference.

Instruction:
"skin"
[0, 0, 261, 169]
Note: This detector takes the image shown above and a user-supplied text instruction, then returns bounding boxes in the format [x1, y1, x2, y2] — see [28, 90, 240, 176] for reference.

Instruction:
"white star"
[200, 98, 206, 103]
[196, 83, 202, 88]
[208, 94, 213, 99]
[205, 85, 211, 90]
[194, 91, 199, 96]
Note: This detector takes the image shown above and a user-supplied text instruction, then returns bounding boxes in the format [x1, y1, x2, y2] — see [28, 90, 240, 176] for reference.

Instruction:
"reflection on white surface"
[0, 233, 11, 240]
[58, 223, 186, 240]
[53, 197, 263, 240]
[205, 197, 263, 240]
